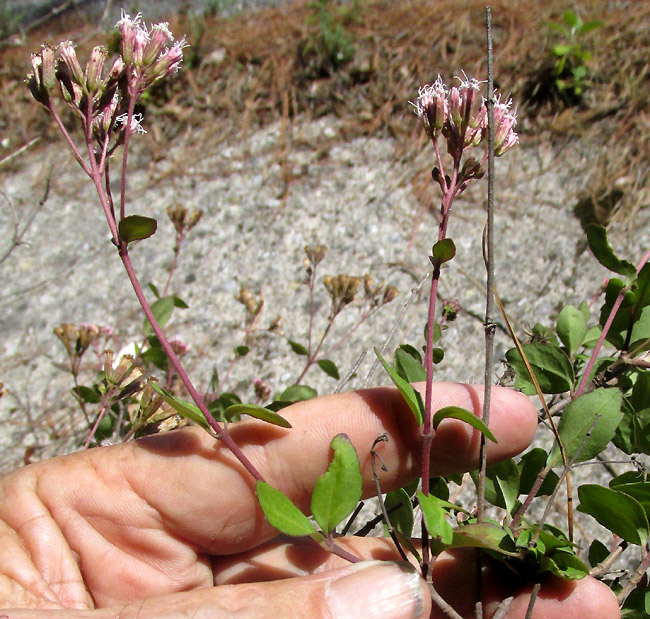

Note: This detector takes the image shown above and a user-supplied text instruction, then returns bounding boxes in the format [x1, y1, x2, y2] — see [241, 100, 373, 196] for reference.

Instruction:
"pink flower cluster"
[116, 11, 187, 94]
[413, 75, 518, 157]
[26, 11, 187, 141]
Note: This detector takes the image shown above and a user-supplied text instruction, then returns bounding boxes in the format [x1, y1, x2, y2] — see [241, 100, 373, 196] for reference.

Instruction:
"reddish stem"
[119, 247, 264, 481]
[575, 250, 650, 398]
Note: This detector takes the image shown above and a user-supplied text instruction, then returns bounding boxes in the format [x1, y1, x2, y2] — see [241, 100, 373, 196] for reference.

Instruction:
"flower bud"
[461, 157, 484, 180]
[442, 298, 461, 321]
[143, 22, 173, 66]
[412, 77, 448, 139]
[493, 95, 519, 156]
[305, 244, 327, 266]
[382, 285, 399, 304]
[363, 273, 375, 296]
[85, 45, 107, 92]
[449, 86, 462, 126]
[253, 378, 272, 402]
[40, 45, 57, 91]
[169, 337, 189, 357]
[150, 38, 186, 80]
[117, 11, 142, 65]
[105, 57, 125, 83]
[133, 27, 149, 66]
[59, 41, 85, 86]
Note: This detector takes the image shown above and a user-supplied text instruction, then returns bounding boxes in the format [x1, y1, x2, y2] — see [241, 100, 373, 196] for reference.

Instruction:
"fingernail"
[326, 561, 426, 619]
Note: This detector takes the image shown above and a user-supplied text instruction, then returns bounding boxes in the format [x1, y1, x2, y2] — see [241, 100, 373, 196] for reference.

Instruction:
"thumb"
[3, 561, 431, 619]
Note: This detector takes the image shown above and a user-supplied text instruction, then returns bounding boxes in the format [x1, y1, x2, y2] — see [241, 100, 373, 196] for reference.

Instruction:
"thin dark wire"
[477, 2, 496, 525]
[475, 8, 495, 619]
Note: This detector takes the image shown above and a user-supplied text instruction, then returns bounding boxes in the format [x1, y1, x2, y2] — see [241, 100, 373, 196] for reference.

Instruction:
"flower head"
[58, 41, 85, 86]
[493, 95, 519, 156]
[26, 45, 57, 105]
[413, 74, 518, 158]
[411, 76, 448, 139]
[115, 10, 187, 91]
[85, 45, 108, 92]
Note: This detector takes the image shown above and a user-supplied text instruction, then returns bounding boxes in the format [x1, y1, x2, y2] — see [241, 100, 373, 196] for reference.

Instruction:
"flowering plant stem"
[46, 95, 265, 483]
[421, 145, 465, 578]
[412, 63, 518, 581]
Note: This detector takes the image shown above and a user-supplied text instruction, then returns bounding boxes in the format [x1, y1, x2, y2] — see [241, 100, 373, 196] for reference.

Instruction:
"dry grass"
[1, 0, 649, 214]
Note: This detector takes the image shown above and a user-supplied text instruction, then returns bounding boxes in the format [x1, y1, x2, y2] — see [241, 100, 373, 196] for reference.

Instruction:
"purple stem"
[575, 250, 650, 398]
[48, 105, 92, 176]
[119, 247, 264, 481]
[420, 141, 462, 578]
[73, 94, 265, 482]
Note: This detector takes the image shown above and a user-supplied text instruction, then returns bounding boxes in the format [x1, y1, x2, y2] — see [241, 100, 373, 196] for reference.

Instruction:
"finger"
[2, 560, 432, 619]
[431, 548, 621, 619]
[130, 382, 536, 551]
[5, 383, 535, 605]
[213, 537, 620, 619]
[34, 383, 533, 549]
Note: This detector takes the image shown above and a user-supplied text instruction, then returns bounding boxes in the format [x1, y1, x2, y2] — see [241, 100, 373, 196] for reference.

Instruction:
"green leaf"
[448, 522, 519, 556]
[256, 481, 317, 537]
[428, 477, 450, 501]
[610, 479, 650, 521]
[398, 344, 422, 364]
[556, 305, 587, 357]
[588, 539, 609, 568]
[562, 9, 578, 28]
[385, 488, 414, 538]
[586, 224, 636, 277]
[547, 21, 569, 36]
[223, 404, 292, 428]
[621, 586, 650, 618]
[518, 448, 559, 496]
[287, 339, 308, 356]
[630, 371, 650, 413]
[432, 406, 497, 443]
[635, 263, 650, 310]
[582, 324, 601, 349]
[148, 282, 160, 298]
[141, 347, 168, 371]
[553, 43, 572, 56]
[311, 434, 362, 535]
[471, 458, 519, 513]
[279, 385, 317, 402]
[628, 307, 650, 352]
[505, 343, 574, 395]
[431, 238, 456, 266]
[144, 296, 176, 336]
[234, 345, 249, 357]
[173, 296, 189, 309]
[317, 359, 340, 379]
[418, 491, 453, 545]
[118, 214, 157, 243]
[375, 348, 424, 425]
[73, 385, 101, 404]
[430, 347, 444, 364]
[578, 20, 603, 35]
[549, 388, 623, 466]
[394, 347, 426, 382]
[540, 551, 589, 580]
[577, 484, 649, 545]
[151, 383, 210, 431]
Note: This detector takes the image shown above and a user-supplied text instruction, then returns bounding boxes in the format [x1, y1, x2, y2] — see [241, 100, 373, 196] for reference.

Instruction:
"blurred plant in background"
[524, 9, 603, 109]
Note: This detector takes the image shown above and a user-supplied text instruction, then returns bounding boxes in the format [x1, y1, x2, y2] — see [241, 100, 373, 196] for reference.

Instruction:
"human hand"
[0, 383, 619, 618]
